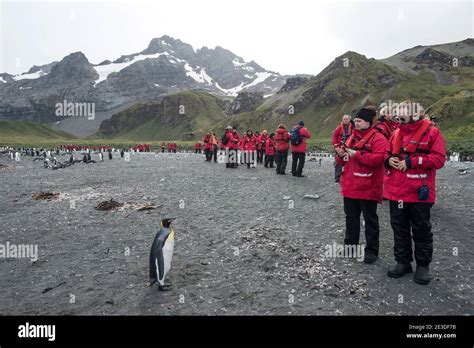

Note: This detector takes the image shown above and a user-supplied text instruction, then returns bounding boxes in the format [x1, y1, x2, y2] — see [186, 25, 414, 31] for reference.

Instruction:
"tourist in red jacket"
[257, 130, 268, 164]
[231, 126, 239, 151]
[221, 126, 237, 168]
[332, 114, 353, 183]
[194, 142, 202, 154]
[274, 124, 291, 175]
[291, 120, 311, 177]
[241, 130, 257, 168]
[209, 131, 219, 163]
[375, 112, 399, 140]
[335, 107, 387, 264]
[384, 101, 446, 285]
[203, 133, 212, 161]
[264, 133, 275, 168]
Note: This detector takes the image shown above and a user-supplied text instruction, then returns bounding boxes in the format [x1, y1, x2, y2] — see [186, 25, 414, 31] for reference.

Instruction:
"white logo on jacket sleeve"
[406, 173, 427, 179]
[353, 172, 373, 177]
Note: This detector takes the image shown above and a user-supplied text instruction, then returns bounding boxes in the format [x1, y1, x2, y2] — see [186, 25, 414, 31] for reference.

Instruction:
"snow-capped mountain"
[0, 35, 288, 124]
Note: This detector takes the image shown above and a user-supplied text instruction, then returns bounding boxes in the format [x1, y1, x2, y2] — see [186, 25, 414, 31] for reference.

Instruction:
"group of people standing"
[161, 142, 178, 153]
[203, 121, 312, 176]
[202, 131, 219, 162]
[332, 102, 446, 285]
[199, 102, 447, 286]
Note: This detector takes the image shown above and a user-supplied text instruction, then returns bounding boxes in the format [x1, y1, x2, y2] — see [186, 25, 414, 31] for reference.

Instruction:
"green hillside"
[97, 90, 227, 140]
[0, 120, 76, 145]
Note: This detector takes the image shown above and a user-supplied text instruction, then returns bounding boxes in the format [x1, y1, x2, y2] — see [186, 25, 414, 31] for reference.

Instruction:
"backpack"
[221, 133, 229, 145]
[290, 127, 303, 146]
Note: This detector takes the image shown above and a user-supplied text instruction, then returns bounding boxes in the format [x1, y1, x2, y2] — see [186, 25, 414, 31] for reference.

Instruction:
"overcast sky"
[1, 0, 472, 76]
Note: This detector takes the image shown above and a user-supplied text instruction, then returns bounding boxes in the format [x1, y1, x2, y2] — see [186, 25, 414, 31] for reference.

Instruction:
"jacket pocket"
[403, 172, 427, 196]
[353, 171, 373, 190]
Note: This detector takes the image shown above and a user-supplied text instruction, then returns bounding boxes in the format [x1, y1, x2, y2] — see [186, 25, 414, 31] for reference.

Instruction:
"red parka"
[336, 127, 388, 203]
[332, 123, 353, 148]
[242, 134, 257, 151]
[220, 130, 235, 149]
[375, 119, 399, 140]
[274, 128, 291, 151]
[383, 120, 446, 203]
[291, 126, 311, 153]
[265, 137, 275, 156]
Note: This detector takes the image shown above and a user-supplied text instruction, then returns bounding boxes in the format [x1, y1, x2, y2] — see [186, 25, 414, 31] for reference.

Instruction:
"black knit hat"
[355, 108, 376, 124]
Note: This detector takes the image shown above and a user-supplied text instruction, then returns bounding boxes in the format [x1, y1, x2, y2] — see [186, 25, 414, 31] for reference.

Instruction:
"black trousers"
[389, 200, 433, 266]
[335, 163, 343, 181]
[264, 155, 274, 168]
[275, 149, 288, 174]
[210, 146, 218, 162]
[291, 152, 306, 176]
[343, 197, 380, 256]
[213, 146, 218, 162]
[257, 149, 264, 163]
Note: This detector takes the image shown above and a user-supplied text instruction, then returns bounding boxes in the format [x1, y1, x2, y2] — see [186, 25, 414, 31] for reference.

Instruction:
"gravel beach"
[0, 152, 472, 315]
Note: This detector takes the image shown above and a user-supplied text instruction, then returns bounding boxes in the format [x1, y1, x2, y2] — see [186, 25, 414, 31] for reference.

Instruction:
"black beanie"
[355, 108, 376, 124]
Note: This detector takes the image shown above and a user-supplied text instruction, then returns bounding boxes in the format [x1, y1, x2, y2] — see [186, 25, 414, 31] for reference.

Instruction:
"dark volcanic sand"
[0, 152, 472, 315]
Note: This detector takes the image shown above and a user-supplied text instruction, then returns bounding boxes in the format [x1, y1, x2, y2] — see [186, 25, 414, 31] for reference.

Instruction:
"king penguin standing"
[149, 218, 176, 291]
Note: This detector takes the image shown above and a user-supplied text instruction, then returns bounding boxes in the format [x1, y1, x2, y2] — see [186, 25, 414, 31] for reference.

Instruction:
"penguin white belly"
[158, 238, 174, 285]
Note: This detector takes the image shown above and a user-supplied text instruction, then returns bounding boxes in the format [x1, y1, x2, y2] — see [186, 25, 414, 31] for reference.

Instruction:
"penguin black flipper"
[149, 233, 159, 285]
[149, 229, 169, 286]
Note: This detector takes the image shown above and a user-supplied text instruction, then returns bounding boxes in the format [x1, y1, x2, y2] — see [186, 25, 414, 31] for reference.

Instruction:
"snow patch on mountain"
[215, 72, 276, 96]
[232, 58, 245, 67]
[201, 69, 213, 85]
[13, 70, 47, 81]
[215, 82, 244, 96]
[244, 72, 274, 89]
[93, 52, 170, 86]
[185, 64, 214, 85]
